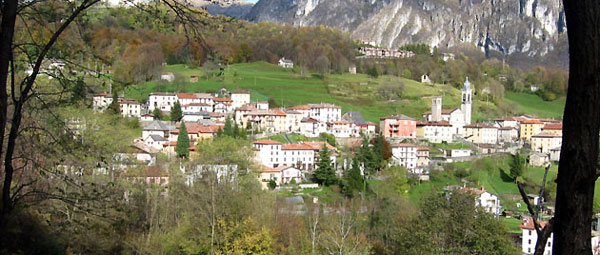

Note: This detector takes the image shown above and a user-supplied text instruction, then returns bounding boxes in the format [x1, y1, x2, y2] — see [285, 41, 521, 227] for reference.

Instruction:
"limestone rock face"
[246, 0, 566, 58]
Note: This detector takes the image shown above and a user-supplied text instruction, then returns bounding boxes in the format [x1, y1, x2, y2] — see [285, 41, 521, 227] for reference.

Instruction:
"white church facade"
[421, 78, 472, 135]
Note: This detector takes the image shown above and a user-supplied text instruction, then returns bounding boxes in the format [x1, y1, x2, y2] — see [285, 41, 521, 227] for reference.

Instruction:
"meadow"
[123, 62, 565, 122]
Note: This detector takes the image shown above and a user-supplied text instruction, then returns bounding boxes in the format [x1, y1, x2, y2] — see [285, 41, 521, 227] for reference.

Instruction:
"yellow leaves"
[216, 217, 275, 255]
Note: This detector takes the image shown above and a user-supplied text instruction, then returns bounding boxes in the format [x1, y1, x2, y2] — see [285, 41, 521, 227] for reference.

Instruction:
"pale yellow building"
[531, 132, 562, 153]
[520, 119, 544, 141]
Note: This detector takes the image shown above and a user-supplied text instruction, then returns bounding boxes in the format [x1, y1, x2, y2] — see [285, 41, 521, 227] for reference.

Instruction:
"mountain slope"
[247, 0, 566, 59]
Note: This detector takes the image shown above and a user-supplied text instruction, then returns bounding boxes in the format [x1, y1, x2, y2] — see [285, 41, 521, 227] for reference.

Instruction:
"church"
[421, 78, 472, 135]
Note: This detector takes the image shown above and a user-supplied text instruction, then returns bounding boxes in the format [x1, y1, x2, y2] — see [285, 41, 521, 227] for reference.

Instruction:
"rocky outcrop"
[246, 0, 566, 58]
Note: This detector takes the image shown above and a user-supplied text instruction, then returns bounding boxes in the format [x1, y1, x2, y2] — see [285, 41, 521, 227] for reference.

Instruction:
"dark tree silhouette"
[553, 1, 600, 254]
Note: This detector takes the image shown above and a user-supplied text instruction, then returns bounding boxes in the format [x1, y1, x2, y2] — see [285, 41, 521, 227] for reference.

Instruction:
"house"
[252, 140, 317, 170]
[342, 111, 367, 126]
[531, 132, 562, 153]
[142, 120, 174, 139]
[148, 92, 177, 112]
[230, 90, 251, 109]
[476, 144, 497, 154]
[421, 74, 432, 84]
[92, 93, 113, 112]
[450, 149, 471, 158]
[140, 114, 154, 122]
[177, 93, 200, 106]
[182, 103, 212, 113]
[213, 97, 233, 113]
[542, 122, 563, 136]
[289, 105, 311, 118]
[256, 101, 269, 110]
[144, 134, 168, 150]
[462, 186, 502, 215]
[302, 141, 338, 170]
[416, 121, 455, 143]
[521, 217, 600, 255]
[380, 114, 417, 138]
[185, 164, 241, 185]
[280, 166, 303, 184]
[329, 121, 353, 138]
[520, 219, 551, 255]
[242, 109, 287, 133]
[529, 152, 550, 167]
[520, 119, 545, 141]
[498, 127, 519, 144]
[160, 72, 175, 82]
[463, 123, 498, 144]
[129, 166, 169, 186]
[189, 75, 199, 83]
[300, 117, 327, 137]
[278, 58, 293, 68]
[342, 111, 375, 136]
[234, 104, 256, 125]
[169, 122, 223, 144]
[308, 103, 342, 123]
[416, 147, 430, 169]
[181, 111, 210, 122]
[283, 109, 303, 132]
[493, 116, 521, 129]
[550, 146, 561, 161]
[391, 143, 417, 170]
[119, 99, 141, 118]
[348, 65, 356, 74]
[281, 143, 315, 170]
[259, 166, 282, 189]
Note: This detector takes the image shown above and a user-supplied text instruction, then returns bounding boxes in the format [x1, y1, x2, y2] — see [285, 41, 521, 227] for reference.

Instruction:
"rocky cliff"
[246, 0, 566, 59]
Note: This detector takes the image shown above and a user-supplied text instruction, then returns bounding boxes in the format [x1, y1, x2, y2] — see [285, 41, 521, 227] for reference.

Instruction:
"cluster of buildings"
[378, 78, 562, 167]
[520, 218, 600, 255]
[357, 46, 415, 59]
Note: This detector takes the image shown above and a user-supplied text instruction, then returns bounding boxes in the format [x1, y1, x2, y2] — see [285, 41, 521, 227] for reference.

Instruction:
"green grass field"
[119, 62, 565, 122]
[504, 91, 566, 118]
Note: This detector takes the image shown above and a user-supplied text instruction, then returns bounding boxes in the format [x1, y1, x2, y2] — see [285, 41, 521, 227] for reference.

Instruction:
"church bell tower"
[461, 77, 472, 125]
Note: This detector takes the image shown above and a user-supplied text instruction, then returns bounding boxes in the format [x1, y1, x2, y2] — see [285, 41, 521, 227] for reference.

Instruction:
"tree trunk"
[553, 0, 600, 254]
[0, 0, 18, 224]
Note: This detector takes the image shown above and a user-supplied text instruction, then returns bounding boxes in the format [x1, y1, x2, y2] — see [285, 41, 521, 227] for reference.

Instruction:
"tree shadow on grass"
[499, 168, 514, 182]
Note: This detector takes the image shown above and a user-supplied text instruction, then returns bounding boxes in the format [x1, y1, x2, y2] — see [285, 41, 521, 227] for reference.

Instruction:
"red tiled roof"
[519, 218, 548, 230]
[463, 123, 497, 129]
[184, 103, 211, 107]
[532, 132, 562, 138]
[417, 146, 430, 151]
[282, 144, 314, 150]
[177, 93, 198, 99]
[253, 140, 283, 145]
[261, 165, 280, 173]
[213, 97, 233, 102]
[417, 120, 452, 127]
[521, 119, 544, 124]
[290, 105, 310, 111]
[543, 123, 563, 130]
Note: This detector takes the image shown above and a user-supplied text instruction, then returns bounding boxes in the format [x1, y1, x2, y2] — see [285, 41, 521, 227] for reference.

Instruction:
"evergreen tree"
[358, 136, 376, 176]
[233, 122, 240, 138]
[152, 108, 162, 120]
[170, 101, 182, 121]
[371, 134, 392, 171]
[343, 158, 364, 197]
[105, 91, 120, 115]
[176, 121, 190, 158]
[70, 76, 87, 104]
[224, 118, 233, 136]
[509, 152, 526, 182]
[313, 144, 337, 186]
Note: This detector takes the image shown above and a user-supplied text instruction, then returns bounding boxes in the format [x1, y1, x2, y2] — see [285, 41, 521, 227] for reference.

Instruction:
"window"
[528, 239, 531, 244]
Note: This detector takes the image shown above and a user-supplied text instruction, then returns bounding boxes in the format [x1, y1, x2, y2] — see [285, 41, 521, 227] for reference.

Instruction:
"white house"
[92, 93, 112, 112]
[462, 186, 501, 215]
[530, 152, 550, 167]
[177, 93, 201, 106]
[144, 134, 168, 150]
[231, 90, 250, 109]
[463, 123, 498, 144]
[148, 92, 177, 112]
[160, 72, 175, 82]
[421, 74, 432, 84]
[278, 58, 293, 68]
[119, 99, 141, 118]
[391, 143, 417, 170]
[531, 132, 562, 153]
[308, 103, 342, 123]
[520, 218, 552, 255]
[182, 103, 212, 113]
[252, 140, 315, 170]
[550, 147, 561, 161]
[417, 121, 455, 143]
[450, 149, 472, 158]
[300, 117, 327, 137]
[142, 120, 174, 139]
[498, 127, 519, 144]
[213, 97, 233, 113]
[257, 101, 269, 110]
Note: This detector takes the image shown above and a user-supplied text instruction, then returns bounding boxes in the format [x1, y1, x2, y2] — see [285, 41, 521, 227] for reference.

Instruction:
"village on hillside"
[90, 74, 588, 254]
